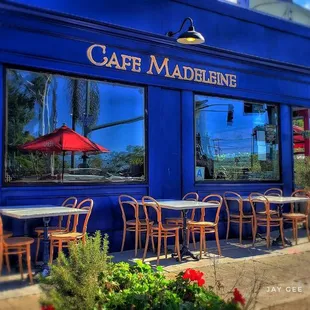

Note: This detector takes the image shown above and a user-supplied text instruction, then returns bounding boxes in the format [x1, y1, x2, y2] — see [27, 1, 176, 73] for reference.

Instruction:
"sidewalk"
[1, 228, 310, 309]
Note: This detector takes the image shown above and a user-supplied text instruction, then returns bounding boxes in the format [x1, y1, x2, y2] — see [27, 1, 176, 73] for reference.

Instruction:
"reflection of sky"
[195, 95, 278, 158]
[22, 72, 144, 154]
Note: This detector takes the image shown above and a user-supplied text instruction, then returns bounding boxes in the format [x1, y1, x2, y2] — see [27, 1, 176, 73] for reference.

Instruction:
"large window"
[195, 95, 280, 181]
[5, 68, 145, 184]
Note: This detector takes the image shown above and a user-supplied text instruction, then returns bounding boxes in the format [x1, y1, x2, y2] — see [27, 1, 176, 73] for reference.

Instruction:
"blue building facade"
[1, 0, 309, 252]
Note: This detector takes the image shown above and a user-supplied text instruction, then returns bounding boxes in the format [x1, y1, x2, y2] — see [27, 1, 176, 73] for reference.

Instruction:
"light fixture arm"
[166, 17, 194, 37]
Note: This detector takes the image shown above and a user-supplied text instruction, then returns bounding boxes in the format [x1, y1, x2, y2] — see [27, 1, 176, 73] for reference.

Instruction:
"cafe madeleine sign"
[87, 44, 237, 88]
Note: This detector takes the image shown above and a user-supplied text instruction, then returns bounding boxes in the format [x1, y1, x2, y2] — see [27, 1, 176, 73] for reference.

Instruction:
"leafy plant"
[40, 234, 243, 310]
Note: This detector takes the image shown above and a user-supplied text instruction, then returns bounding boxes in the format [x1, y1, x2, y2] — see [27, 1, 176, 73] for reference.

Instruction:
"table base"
[172, 245, 199, 261]
[272, 235, 292, 246]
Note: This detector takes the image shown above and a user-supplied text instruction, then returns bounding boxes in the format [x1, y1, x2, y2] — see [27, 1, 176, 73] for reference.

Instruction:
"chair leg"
[251, 217, 256, 246]
[215, 227, 221, 256]
[175, 231, 181, 262]
[49, 240, 54, 264]
[0, 243, 3, 276]
[35, 235, 41, 264]
[266, 223, 270, 249]
[203, 233, 207, 254]
[292, 220, 296, 244]
[199, 227, 203, 259]
[157, 230, 162, 266]
[142, 228, 149, 262]
[26, 244, 33, 285]
[121, 225, 126, 252]
[139, 231, 142, 249]
[134, 225, 139, 257]
[306, 217, 310, 242]
[295, 220, 299, 245]
[58, 240, 63, 259]
[192, 231, 196, 249]
[280, 221, 285, 247]
[151, 233, 155, 253]
[226, 217, 230, 241]
[5, 253, 10, 274]
[164, 235, 168, 259]
[18, 251, 24, 280]
[239, 219, 243, 244]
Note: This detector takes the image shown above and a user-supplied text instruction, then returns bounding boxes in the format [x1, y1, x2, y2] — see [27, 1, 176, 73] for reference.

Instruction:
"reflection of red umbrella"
[19, 125, 109, 181]
[293, 125, 305, 151]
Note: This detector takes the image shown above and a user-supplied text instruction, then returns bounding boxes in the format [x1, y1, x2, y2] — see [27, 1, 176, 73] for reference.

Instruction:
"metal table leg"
[172, 210, 199, 261]
[41, 217, 51, 276]
[272, 204, 292, 246]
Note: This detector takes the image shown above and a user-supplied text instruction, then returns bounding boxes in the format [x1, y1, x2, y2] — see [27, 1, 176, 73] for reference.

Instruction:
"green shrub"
[40, 233, 242, 310]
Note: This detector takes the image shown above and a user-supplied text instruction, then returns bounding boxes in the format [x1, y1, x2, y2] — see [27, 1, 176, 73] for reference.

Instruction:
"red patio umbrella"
[19, 125, 109, 181]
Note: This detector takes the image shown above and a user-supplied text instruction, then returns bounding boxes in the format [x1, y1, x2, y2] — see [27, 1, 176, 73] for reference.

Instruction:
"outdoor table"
[137, 199, 219, 261]
[0, 205, 88, 276]
[225, 195, 310, 246]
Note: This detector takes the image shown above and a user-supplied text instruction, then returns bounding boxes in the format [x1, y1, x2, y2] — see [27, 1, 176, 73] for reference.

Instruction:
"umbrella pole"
[62, 151, 65, 183]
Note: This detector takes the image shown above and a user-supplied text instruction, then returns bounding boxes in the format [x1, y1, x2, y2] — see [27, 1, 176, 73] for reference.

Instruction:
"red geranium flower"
[197, 278, 205, 287]
[233, 288, 246, 306]
[182, 268, 192, 280]
[41, 305, 55, 310]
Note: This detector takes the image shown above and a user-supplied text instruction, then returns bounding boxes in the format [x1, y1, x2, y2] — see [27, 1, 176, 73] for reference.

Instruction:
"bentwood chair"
[224, 191, 255, 244]
[264, 188, 283, 197]
[119, 195, 152, 256]
[249, 193, 285, 248]
[34, 196, 78, 263]
[0, 216, 34, 284]
[187, 194, 223, 258]
[165, 192, 199, 240]
[142, 196, 181, 265]
[282, 190, 310, 245]
[49, 198, 93, 263]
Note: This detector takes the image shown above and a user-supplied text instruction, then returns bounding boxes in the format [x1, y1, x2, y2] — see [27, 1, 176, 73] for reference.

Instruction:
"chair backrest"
[61, 197, 78, 231]
[200, 194, 223, 224]
[118, 195, 141, 225]
[72, 198, 94, 233]
[248, 193, 272, 219]
[264, 188, 283, 197]
[291, 190, 310, 214]
[223, 191, 243, 215]
[182, 192, 199, 220]
[142, 196, 163, 229]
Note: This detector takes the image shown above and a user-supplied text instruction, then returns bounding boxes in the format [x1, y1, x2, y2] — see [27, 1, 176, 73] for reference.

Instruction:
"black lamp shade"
[177, 29, 205, 45]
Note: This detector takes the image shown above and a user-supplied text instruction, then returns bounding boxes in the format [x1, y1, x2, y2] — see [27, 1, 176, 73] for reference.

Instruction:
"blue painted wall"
[0, 0, 309, 252]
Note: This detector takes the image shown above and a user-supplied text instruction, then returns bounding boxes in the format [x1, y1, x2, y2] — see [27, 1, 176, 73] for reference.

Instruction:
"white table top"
[0, 206, 88, 220]
[135, 199, 219, 210]
[225, 196, 310, 204]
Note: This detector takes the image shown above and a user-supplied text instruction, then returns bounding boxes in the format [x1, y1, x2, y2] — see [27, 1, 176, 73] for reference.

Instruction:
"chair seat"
[126, 219, 149, 226]
[188, 221, 216, 227]
[35, 226, 66, 233]
[4, 237, 34, 247]
[3, 230, 13, 238]
[257, 210, 278, 215]
[230, 214, 253, 219]
[283, 213, 307, 219]
[151, 224, 180, 231]
[50, 232, 83, 239]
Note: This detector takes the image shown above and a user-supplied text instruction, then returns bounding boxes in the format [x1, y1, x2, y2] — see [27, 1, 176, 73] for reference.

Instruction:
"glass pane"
[195, 95, 280, 181]
[5, 69, 145, 184]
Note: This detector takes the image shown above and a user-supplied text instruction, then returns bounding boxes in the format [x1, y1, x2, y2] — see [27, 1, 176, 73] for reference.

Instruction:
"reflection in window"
[5, 69, 145, 184]
[195, 95, 280, 181]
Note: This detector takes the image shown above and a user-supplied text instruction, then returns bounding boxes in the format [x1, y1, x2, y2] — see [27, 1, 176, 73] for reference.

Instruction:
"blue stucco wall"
[0, 0, 309, 253]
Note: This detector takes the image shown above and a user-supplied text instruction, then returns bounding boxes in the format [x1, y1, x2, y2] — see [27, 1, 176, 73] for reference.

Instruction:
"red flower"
[182, 268, 192, 280]
[41, 305, 55, 310]
[233, 288, 246, 306]
[197, 278, 205, 287]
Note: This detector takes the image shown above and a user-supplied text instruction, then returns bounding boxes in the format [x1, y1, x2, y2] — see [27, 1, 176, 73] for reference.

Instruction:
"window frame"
[193, 92, 282, 184]
[3, 65, 149, 187]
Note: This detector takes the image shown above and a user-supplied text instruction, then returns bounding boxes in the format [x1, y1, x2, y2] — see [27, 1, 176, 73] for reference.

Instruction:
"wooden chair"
[224, 191, 255, 244]
[34, 197, 78, 263]
[282, 190, 310, 244]
[142, 196, 181, 265]
[119, 195, 152, 256]
[49, 198, 93, 264]
[249, 193, 285, 248]
[187, 194, 223, 258]
[264, 188, 283, 197]
[0, 216, 34, 284]
[165, 192, 199, 240]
